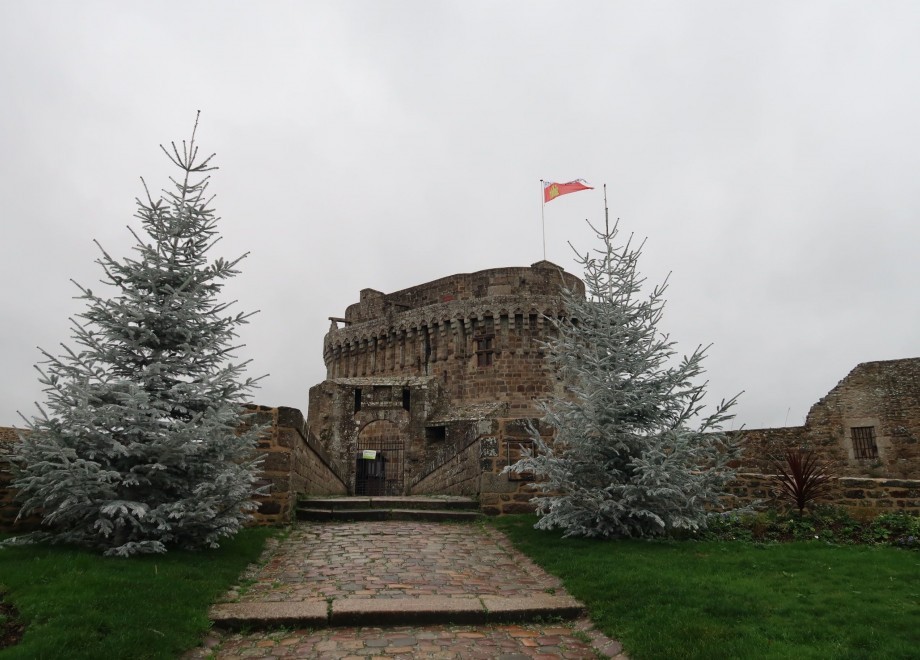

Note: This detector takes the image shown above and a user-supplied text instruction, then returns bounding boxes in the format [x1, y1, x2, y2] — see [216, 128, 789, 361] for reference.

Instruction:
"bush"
[865, 511, 920, 548]
[702, 507, 918, 548]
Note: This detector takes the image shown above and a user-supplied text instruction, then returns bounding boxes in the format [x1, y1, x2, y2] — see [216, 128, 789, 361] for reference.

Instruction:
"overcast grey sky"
[1, 1, 917, 430]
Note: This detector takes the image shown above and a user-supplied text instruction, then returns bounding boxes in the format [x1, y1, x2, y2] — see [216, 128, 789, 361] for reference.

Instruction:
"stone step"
[298, 495, 480, 511]
[210, 594, 584, 630]
[296, 507, 481, 523]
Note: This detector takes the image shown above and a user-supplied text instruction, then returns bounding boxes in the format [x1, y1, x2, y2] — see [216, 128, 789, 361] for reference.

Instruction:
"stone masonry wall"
[247, 406, 348, 525]
[477, 418, 553, 515]
[324, 298, 568, 413]
[734, 359, 920, 480]
[411, 436, 483, 496]
[729, 472, 920, 516]
[307, 377, 443, 494]
[308, 263, 581, 496]
[804, 358, 920, 478]
[408, 416, 552, 514]
[343, 263, 585, 324]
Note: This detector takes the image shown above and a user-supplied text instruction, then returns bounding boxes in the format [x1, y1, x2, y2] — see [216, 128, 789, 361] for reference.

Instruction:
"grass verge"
[0, 527, 274, 659]
[492, 515, 920, 660]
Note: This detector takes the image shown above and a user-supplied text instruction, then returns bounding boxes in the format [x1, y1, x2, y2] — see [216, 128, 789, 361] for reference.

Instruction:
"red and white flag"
[543, 179, 593, 203]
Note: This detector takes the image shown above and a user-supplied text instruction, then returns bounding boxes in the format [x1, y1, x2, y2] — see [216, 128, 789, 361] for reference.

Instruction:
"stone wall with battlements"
[321, 261, 581, 413]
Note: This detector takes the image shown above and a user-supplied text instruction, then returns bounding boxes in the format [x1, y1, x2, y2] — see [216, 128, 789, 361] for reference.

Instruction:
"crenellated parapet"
[323, 294, 570, 379]
[322, 262, 582, 404]
[341, 261, 584, 325]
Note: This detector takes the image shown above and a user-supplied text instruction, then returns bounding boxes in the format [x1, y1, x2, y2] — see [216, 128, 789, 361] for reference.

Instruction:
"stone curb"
[296, 507, 481, 523]
[210, 594, 584, 630]
[209, 601, 328, 629]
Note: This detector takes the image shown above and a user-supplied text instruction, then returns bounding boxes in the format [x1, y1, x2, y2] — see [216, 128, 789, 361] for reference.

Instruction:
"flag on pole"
[543, 179, 593, 203]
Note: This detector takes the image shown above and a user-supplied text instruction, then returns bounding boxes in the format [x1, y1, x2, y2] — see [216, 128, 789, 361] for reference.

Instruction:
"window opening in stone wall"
[354, 388, 361, 413]
[422, 326, 431, 374]
[425, 425, 446, 442]
[851, 426, 878, 459]
[402, 388, 411, 411]
[475, 335, 494, 367]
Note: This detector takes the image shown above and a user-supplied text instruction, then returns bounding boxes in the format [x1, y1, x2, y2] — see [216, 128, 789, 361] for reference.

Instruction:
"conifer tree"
[508, 213, 740, 538]
[10, 115, 265, 556]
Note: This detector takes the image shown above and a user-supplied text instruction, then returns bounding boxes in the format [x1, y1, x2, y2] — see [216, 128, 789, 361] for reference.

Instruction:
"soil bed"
[0, 595, 25, 650]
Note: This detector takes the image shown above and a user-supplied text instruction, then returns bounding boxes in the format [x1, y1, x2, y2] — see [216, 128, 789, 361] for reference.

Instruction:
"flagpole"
[604, 183, 609, 234]
[540, 179, 546, 261]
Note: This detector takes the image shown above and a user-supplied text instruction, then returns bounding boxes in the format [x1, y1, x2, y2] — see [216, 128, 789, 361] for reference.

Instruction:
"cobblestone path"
[187, 521, 627, 659]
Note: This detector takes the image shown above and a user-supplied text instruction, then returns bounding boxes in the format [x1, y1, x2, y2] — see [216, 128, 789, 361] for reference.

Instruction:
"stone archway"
[355, 420, 407, 495]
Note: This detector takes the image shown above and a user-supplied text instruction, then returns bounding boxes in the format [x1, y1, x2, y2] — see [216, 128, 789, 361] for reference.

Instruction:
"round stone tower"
[307, 261, 584, 495]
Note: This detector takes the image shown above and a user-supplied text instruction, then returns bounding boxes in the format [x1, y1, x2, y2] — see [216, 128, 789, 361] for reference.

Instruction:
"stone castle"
[305, 260, 582, 498]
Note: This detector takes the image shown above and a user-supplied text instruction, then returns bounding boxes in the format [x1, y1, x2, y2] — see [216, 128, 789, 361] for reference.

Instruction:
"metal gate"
[354, 439, 405, 495]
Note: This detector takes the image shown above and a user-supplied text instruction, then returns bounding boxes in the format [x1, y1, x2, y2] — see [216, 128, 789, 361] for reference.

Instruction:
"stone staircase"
[296, 495, 481, 522]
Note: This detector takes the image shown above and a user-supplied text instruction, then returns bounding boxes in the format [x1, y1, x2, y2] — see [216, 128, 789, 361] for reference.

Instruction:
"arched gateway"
[355, 420, 407, 495]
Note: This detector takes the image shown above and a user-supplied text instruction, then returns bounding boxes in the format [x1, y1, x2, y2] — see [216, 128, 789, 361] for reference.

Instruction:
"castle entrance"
[355, 420, 406, 495]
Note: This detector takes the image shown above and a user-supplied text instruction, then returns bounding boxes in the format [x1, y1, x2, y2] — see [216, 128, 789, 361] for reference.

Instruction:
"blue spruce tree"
[509, 211, 740, 538]
[11, 115, 264, 556]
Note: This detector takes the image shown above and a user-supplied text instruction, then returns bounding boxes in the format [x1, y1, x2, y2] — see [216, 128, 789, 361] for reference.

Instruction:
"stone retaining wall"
[475, 418, 550, 515]
[411, 437, 482, 496]
[246, 406, 348, 525]
[729, 472, 920, 515]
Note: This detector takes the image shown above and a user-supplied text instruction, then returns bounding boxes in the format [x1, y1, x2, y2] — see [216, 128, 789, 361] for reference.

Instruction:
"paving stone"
[331, 595, 485, 626]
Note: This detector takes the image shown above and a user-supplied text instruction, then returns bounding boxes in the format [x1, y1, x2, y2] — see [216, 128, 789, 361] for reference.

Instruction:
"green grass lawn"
[0, 528, 274, 659]
[492, 515, 920, 660]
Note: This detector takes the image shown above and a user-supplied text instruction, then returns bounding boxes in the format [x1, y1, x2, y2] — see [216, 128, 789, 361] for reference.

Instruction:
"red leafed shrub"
[773, 449, 834, 514]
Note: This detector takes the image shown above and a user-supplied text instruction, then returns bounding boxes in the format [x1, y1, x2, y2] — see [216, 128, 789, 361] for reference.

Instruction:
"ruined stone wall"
[729, 472, 920, 516]
[734, 427, 814, 472]
[804, 358, 920, 478]
[734, 359, 920, 479]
